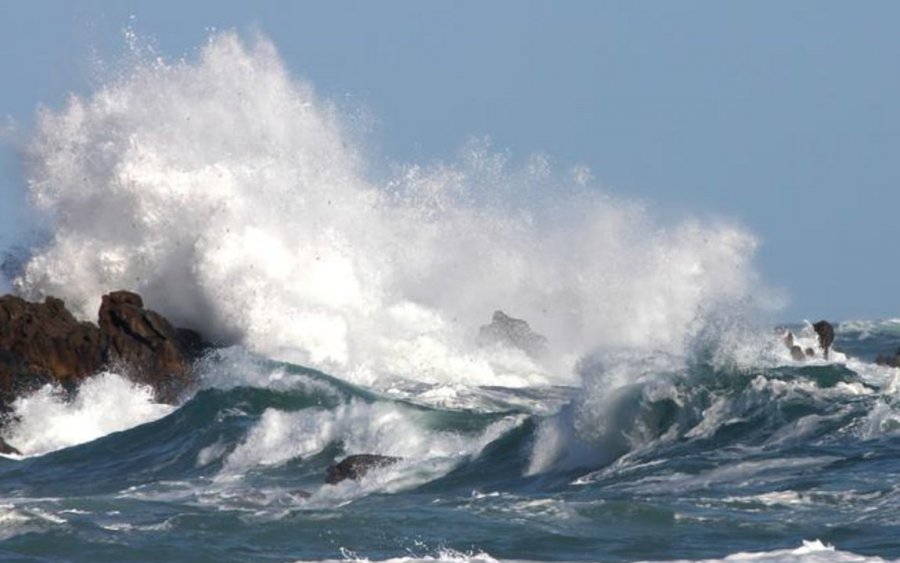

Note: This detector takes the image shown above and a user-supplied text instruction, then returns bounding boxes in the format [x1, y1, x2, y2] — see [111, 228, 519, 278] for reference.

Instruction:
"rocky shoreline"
[0, 290, 209, 454]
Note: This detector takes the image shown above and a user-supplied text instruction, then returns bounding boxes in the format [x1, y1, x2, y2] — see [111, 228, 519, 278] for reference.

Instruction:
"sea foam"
[1, 372, 173, 457]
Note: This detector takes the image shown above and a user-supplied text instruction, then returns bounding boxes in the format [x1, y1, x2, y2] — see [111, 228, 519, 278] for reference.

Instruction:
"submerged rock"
[876, 348, 900, 368]
[325, 454, 402, 484]
[779, 322, 837, 362]
[477, 310, 548, 358]
[0, 290, 208, 414]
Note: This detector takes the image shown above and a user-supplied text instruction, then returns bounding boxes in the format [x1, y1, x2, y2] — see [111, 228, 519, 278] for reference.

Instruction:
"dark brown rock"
[477, 310, 548, 358]
[0, 295, 105, 411]
[97, 291, 203, 403]
[876, 347, 900, 368]
[325, 454, 402, 484]
[0, 291, 207, 415]
[813, 320, 835, 359]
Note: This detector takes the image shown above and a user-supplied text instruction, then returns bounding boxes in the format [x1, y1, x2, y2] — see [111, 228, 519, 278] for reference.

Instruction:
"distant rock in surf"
[0, 290, 209, 419]
[477, 310, 548, 358]
[779, 321, 837, 362]
[813, 320, 835, 360]
[325, 454, 402, 484]
[876, 347, 900, 368]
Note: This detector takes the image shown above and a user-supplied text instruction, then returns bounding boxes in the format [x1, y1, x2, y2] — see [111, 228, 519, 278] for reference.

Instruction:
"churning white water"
[2, 373, 174, 457]
[14, 31, 768, 390]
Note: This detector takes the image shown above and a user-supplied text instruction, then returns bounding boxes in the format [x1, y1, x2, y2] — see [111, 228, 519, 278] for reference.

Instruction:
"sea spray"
[16, 31, 767, 392]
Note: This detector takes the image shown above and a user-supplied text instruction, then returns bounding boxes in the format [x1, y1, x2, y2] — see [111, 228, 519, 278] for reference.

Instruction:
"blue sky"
[1, 1, 898, 321]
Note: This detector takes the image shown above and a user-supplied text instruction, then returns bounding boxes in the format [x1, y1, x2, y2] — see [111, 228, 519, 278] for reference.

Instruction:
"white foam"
[860, 400, 900, 439]
[297, 549, 506, 563]
[0, 505, 35, 542]
[1, 372, 173, 457]
[658, 540, 890, 563]
[839, 319, 900, 340]
[220, 400, 523, 482]
[196, 345, 344, 398]
[528, 351, 687, 475]
[296, 541, 889, 563]
[14, 31, 768, 392]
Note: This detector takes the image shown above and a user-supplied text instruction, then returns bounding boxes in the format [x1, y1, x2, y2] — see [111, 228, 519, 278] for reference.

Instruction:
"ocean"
[2, 323, 900, 562]
[2, 32, 900, 562]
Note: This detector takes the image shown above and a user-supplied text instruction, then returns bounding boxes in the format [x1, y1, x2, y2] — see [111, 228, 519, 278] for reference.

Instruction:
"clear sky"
[1, 1, 898, 321]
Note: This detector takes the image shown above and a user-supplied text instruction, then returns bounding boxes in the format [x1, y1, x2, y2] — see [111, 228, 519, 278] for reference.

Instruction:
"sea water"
[1, 32, 899, 562]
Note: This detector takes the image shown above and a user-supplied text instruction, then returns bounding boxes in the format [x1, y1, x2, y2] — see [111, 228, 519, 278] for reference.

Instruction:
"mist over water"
[11, 31, 770, 392]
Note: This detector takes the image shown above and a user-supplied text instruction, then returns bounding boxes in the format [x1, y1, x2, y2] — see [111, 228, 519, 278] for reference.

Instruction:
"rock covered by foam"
[0, 290, 207, 415]
[477, 310, 548, 358]
[876, 347, 900, 368]
[325, 454, 402, 484]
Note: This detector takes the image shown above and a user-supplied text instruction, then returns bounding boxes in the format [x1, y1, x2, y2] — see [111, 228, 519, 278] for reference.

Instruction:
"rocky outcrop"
[0, 437, 20, 456]
[97, 291, 206, 403]
[477, 310, 548, 358]
[780, 321, 837, 362]
[813, 320, 835, 360]
[876, 348, 900, 368]
[0, 290, 207, 415]
[325, 454, 402, 484]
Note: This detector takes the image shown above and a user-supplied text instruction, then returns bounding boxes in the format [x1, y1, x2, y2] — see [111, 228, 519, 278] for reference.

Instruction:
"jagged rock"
[813, 320, 835, 359]
[0, 290, 208, 414]
[97, 291, 205, 403]
[0, 295, 105, 410]
[325, 454, 402, 484]
[477, 310, 548, 358]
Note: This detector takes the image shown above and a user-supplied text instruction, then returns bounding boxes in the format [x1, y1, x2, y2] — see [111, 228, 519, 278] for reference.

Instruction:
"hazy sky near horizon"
[1, 1, 898, 321]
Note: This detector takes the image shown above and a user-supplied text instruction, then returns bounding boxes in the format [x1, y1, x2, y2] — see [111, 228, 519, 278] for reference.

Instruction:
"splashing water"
[15, 31, 767, 392]
[2, 372, 173, 457]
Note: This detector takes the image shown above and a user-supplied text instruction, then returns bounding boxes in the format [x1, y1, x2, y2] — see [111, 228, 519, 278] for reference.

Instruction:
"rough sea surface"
[3, 31, 900, 562]
[1, 322, 900, 562]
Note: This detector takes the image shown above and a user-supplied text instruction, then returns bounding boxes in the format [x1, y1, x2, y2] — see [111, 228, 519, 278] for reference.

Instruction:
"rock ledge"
[0, 290, 207, 418]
